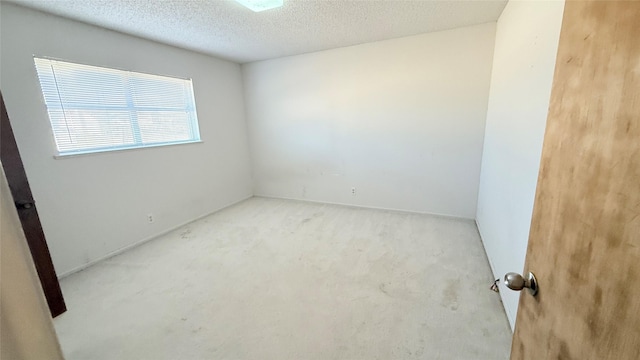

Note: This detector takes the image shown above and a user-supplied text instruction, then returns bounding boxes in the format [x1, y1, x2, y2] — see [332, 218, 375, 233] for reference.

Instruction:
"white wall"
[1, 167, 64, 360]
[243, 23, 496, 218]
[476, 0, 565, 329]
[0, 3, 253, 276]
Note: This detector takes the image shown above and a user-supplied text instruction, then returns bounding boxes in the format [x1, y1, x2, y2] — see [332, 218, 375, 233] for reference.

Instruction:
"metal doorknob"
[504, 272, 538, 296]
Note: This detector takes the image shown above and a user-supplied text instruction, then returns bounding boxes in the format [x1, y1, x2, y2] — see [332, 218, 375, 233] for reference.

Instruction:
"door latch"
[15, 200, 35, 210]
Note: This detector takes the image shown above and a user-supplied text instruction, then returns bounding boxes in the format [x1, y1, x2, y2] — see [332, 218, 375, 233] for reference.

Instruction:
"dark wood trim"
[1, 92, 66, 317]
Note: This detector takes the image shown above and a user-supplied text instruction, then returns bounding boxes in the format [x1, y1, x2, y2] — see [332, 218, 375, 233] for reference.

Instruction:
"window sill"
[53, 140, 203, 159]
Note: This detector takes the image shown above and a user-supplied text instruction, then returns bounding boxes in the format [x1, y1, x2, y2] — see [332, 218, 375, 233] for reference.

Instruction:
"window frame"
[33, 56, 203, 158]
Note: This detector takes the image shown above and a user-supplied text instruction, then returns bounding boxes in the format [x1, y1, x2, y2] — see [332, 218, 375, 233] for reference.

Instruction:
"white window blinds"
[34, 57, 201, 156]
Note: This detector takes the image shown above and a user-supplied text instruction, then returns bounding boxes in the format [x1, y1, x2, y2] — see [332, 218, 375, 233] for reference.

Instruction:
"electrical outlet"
[147, 214, 154, 224]
[351, 187, 356, 196]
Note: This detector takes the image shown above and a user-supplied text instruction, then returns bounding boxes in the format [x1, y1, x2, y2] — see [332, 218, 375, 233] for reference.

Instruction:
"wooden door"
[511, 1, 640, 359]
[0, 93, 66, 317]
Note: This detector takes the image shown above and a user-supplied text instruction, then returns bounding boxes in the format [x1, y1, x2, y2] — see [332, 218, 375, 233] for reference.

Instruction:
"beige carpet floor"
[54, 197, 511, 359]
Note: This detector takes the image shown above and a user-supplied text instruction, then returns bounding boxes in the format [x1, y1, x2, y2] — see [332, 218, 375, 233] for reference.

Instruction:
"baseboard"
[474, 220, 500, 281]
[254, 194, 474, 222]
[474, 219, 515, 332]
[58, 195, 254, 279]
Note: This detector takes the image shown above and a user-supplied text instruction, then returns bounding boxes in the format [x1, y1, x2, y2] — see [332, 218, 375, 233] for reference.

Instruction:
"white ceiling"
[6, 0, 508, 64]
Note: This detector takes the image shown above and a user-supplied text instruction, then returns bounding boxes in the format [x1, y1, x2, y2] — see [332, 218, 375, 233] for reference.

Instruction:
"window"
[34, 57, 201, 156]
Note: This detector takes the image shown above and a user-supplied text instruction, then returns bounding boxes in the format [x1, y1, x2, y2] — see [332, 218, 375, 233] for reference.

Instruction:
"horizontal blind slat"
[34, 57, 201, 155]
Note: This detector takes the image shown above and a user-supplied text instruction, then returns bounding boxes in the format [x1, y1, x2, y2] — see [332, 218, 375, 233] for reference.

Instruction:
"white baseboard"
[254, 194, 474, 222]
[58, 195, 253, 278]
[474, 219, 515, 332]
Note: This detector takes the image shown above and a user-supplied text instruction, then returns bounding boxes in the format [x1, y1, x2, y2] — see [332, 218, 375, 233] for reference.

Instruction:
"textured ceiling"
[6, 0, 508, 64]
